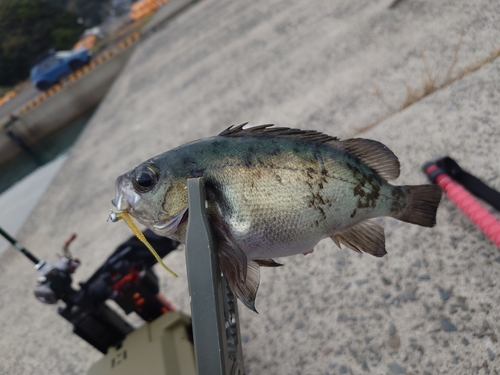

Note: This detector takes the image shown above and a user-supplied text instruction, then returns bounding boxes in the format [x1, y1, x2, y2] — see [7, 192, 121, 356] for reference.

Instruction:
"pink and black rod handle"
[423, 157, 500, 248]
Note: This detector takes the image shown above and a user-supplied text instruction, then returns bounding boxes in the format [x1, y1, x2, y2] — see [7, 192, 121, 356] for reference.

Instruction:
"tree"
[0, 0, 84, 86]
[66, 0, 111, 27]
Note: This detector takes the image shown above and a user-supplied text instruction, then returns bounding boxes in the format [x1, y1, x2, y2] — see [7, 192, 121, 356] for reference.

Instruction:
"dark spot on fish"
[317, 193, 326, 205]
[390, 187, 406, 214]
[270, 147, 281, 156]
[257, 156, 267, 167]
[275, 174, 282, 184]
[350, 208, 357, 218]
[318, 205, 326, 218]
[350, 161, 381, 209]
[355, 183, 380, 209]
[243, 152, 253, 167]
[248, 146, 256, 153]
[306, 167, 315, 180]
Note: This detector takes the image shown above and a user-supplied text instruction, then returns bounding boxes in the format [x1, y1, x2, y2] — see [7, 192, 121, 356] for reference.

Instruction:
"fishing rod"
[423, 156, 500, 248]
[0, 226, 41, 265]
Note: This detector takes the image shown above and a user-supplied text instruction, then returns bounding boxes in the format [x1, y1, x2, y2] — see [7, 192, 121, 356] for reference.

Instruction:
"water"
[0, 109, 95, 195]
[0, 109, 95, 254]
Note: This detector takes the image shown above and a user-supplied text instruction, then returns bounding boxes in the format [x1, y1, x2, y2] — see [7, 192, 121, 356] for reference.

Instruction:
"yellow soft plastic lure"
[115, 210, 178, 278]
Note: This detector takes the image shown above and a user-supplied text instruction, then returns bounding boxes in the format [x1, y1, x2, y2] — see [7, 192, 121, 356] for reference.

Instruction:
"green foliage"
[0, 0, 84, 86]
[66, 0, 111, 27]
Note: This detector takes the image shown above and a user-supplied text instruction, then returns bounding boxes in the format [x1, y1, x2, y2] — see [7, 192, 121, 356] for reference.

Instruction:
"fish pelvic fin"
[331, 220, 387, 257]
[254, 258, 284, 267]
[397, 185, 443, 227]
[339, 138, 400, 181]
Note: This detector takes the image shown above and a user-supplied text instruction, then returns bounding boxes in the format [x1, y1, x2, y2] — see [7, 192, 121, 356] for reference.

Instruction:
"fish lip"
[113, 174, 134, 212]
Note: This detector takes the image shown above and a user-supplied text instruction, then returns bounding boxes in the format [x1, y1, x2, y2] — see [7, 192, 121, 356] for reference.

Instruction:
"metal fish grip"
[185, 178, 247, 375]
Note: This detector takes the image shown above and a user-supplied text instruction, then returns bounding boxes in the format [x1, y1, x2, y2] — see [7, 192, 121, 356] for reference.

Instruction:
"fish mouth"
[112, 173, 187, 237]
[112, 174, 135, 212]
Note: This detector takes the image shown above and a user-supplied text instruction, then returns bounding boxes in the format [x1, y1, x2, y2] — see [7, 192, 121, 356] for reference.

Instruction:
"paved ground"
[1, 0, 500, 374]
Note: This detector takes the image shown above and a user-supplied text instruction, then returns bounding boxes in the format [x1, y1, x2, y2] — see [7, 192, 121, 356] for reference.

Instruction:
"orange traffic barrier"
[73, 34, 97, 51]
[0, 91, 16, 107]
[130, 0, 159, 21]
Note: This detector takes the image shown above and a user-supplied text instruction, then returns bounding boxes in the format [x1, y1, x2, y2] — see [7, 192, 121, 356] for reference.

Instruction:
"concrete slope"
[0, 1, 499, 374]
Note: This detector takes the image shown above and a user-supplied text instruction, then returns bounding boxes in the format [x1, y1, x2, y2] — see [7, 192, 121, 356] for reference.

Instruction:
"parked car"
[30, 48, 92, 91]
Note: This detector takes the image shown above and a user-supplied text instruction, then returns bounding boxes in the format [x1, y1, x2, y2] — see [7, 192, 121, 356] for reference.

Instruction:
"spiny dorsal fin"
[219, 123, 340, 143]
[339, 138, 400, 181]
[219, 124, 398, 180]
[331, 220, 387, 257]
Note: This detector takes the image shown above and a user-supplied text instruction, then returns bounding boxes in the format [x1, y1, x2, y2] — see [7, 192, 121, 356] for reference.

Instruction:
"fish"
[112, 123, 442, 311]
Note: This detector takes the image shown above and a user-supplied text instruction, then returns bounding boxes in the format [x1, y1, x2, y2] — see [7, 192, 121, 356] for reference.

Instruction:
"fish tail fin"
[397, 185, 442, 227]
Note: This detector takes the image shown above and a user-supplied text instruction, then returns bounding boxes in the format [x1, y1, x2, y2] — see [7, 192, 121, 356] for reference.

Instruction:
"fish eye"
[132, 164, 159, 193]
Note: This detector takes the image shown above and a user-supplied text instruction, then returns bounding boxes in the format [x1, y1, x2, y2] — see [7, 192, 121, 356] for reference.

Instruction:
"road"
[0, 85, 39, 120]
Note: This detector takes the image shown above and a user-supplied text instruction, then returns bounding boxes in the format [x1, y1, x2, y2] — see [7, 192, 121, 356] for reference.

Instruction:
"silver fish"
[112, 124, 442, 311]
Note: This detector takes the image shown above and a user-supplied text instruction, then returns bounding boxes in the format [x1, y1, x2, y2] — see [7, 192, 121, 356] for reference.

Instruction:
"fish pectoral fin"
[331, 220, 387, 257]
[217, 237, 248, 283]
[254, 258, 284, 267]
[215, 232, 260, 312]
[220, 256, 261, 313]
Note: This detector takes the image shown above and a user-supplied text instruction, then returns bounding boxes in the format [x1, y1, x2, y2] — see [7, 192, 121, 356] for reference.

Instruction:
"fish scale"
[113, 124, 442, 311]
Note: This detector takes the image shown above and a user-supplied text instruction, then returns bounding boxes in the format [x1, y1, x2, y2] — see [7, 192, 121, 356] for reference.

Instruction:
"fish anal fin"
[254, 258, 284, 267]
[340, 138, 400, 181]
[331, 220, 386, 257]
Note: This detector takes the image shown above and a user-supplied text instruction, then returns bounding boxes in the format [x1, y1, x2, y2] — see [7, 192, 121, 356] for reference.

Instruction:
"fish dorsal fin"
[339, 138, 400, 181]
[219, 125, 398, 180]
[219, 123, 340, 143]
[331, 220, 387, 257]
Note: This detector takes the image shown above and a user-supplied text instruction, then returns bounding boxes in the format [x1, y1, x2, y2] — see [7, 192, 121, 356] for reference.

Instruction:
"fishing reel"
[34, 233, 80, 304]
